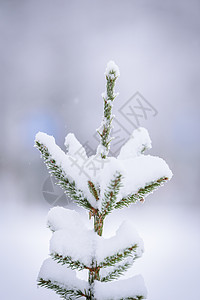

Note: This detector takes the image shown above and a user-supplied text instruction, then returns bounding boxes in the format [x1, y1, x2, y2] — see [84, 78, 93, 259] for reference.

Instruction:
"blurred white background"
[0, 0, 200, 299]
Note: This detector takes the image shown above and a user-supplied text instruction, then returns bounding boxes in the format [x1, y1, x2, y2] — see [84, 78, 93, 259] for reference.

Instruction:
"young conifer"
[35, 61, 172, 300]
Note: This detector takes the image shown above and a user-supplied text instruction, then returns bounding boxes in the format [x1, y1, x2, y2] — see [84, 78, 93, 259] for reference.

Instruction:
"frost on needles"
[35, 61, 173, 300]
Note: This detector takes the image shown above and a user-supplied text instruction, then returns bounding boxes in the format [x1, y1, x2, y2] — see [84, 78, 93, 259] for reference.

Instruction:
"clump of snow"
[94, 274, 147, 299]
[96, 144, 109, 157]
[118, 127, 152, 160]
[105, 60, 120, 78]
[48, 207, 95, 266]
[120, 155, 173, 198]
[47, 207, 85, 232]
[50, 227, 95, 267]
[38, 258, 88, 291]
[64, 133, 87, 159]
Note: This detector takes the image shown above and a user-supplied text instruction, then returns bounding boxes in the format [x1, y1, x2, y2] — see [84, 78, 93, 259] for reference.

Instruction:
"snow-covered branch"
[115, 176, 169, 209]
[35, 133, 95, 212]
[38, 258, 89, 299]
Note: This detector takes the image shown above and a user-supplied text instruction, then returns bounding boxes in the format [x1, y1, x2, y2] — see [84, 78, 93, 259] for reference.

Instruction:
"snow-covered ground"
[1, 201, 199, 300]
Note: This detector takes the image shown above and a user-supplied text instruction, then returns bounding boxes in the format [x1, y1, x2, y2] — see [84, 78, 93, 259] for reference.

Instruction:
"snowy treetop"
[105, 60, 120, 78]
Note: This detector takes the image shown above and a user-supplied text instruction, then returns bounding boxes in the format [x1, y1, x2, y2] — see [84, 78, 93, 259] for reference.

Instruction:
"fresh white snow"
[47, 206, 85, 232]
[50, 227, 95, 267]
[38, 258, 88, 291]
[94, 274, 147, 299]
[105, 60, 120, 78]
[118, 127, 152, 160]
[64, 133, 88, 159]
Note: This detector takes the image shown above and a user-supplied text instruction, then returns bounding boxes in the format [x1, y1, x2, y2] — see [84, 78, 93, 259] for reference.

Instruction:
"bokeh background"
[1, 0, 200, 299]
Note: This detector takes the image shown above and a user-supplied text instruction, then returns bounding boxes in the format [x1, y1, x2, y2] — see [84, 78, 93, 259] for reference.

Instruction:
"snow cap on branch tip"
[35, 131, 55, 145]
[105, 60, 120, 78]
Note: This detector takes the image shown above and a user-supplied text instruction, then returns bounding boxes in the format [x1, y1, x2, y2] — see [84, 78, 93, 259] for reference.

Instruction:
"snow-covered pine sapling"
[35, 61, 172, 300]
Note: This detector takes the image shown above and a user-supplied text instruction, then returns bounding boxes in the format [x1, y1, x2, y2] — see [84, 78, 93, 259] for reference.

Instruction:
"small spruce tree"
[35, 61, 172, 300]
